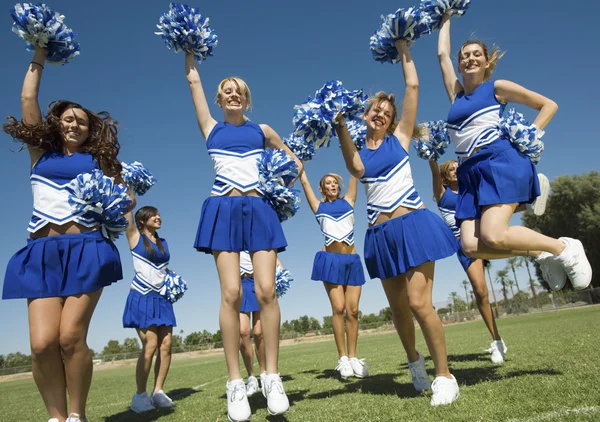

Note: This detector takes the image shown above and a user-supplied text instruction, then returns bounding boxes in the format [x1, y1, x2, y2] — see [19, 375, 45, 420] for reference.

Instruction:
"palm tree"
[469, 290, 476, 309]
[485, 261, 500, 317]
[520, 257, 538, 302]
[461, 280, 470, 307]
[448, 292, 459, 314]
[506, 257, 523, 293]
[495, 269, 510, 303]
[506, 277, 516, 298]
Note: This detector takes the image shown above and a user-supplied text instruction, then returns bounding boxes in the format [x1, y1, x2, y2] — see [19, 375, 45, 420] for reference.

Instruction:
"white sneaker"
[49, 419, 60, 422]
[260, 371, 267, 397]
[430, 375, 459, 406]
[66, 414, 89, 422]
[246, 375, 259, 397]
[485, 339, 507, 354]
[151, 389, 174, 408]
[349, 357, 370, 378]
[557, 238, 592, 290]
[527, 173, 550, 216]
[263, 373, 290, 416]
[335, 356, 353, 379]
[226, 379, 251, 422]
[407, 351, 431, 392]
[489, 340, 506, 364]
[536, 252, 567, 290]
[130, 392, 156, 413]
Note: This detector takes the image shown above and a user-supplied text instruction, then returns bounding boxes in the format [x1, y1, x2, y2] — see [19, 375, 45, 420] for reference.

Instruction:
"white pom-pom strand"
[499, 109, 544, 164]
[420, 0, 471, 30]
[275, 265, 292, 298]
[121, 161, 157, 196]
[257, 148, 301, 222]
[163, 270, 188, 303]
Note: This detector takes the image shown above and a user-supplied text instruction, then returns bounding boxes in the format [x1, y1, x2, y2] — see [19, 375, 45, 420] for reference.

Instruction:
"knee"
[59, 330, 87, 358]
[331, 303, 345, 317]
[240, 326, 251, 341]
[473, 285, 488, 302]
[408, 296, 433, 317]
[345, 305, 359, 321]
[30, 336, 59, 361]
[461, 237, 477, 257]
[222, 285, 242, 307]
[159, 335, 172, 351]
[253, 326, 263, 341]
[255, 285, 276, 305]
[480, 229, 507, 250]
[142, 336, 158, 357]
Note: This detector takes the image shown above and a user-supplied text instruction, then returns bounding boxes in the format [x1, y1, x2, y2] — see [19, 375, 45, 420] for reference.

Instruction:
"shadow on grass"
[103, 388, 199, 421]
[167, 387, 201, 401]
[306, 373, 419, 400]
[452, 367, 562, 386]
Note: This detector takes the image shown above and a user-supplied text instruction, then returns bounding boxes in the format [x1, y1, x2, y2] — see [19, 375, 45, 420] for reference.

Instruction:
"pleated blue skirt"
[3, 230, 122, 299]
[363, 209, 458, 280]
[122, 289, 177, 329]
[311, 252, 366, 286]
[456, 138, 540, 225]
[240, 277, 260, 313]
[194, 196, 287, 254]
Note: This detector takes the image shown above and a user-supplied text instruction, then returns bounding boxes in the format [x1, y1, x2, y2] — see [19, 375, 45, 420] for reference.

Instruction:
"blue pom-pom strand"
[369, 7, 432, 63]
[163, 270, 188, 303]
[257, 149, 301, 222]
[283, 133, 315, 162]
[275, 265, 292, 298]
[68, 170, 131, 240]
[155, 3, 218, 62]
[10, 3, 80, 64]
[121, 161, 157, 196]
[499, 109, 544, 164]
[420, 0, 471, 30]
[412, 120, 450, 162]
[346, 117, 367, 150]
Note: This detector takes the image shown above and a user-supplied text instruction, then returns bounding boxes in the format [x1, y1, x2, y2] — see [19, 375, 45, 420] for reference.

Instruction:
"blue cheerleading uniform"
[239, 251, 260, 313]
[359, 137, 457, 280]
[194, 120, 287, 254]
[447, 81, 540, 224]
[122, 235, 176, 328]
[310, 199, 366, 286]
[3, 151, 122, 299]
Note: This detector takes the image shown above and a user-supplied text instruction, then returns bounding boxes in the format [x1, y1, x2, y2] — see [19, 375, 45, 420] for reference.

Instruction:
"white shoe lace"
[336, 360, 352, 373]
[351, 358, 370, 368]
[409, 365, 428, 384]
[266, 376, 285, 397]
[229, 382, 246, 403]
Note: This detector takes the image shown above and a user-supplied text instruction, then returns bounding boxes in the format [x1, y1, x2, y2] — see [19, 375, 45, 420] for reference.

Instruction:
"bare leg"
[344, 285, 362, 358]
[252, 312, 266, 374]
[239, 312, 254, 377]
[466, 260, 500, 340]
[323, 282, 348, 358]
[153, 326, 173, 393]
[135, 327, 158, 393]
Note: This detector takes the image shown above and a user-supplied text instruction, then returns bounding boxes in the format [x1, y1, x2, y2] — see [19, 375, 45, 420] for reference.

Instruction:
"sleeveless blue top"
[29, 151, 98, 233]
[130, 234, 170, 294]
[359, 136, 423, 224]
[207, 120, 265, 196]
[315, 198, 355, 246]
[437, 186, 460, 237]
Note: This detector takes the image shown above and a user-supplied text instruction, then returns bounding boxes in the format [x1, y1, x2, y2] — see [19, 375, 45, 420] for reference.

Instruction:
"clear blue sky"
[1, 0, 598, 355]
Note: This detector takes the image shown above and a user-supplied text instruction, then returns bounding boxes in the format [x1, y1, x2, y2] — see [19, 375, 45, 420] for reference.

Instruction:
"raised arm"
[437, 15, 463, 103]
[123, 208, 140, 250]
[428, 161, 445, 203]
[344, 175, 358, 207]
[185, 52, 217, 139]
[299, 170, 320, 214]
[393, 40, 419, 152]
[261, 124, 304, 182]
[22, 47, 48, 166]
[333, 115, 365, 178]
[494, 80, 558, 130]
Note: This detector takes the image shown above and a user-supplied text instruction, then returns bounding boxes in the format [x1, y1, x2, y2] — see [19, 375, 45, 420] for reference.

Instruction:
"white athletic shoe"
[226, 379, 251, 422]
[536, 252, 568, 290]
[130, 392, 156, 413]
[151, 390, 174, 408]
[263, 373, 290, 416]
[246, 375, 259, 397]
[430, 375, 459, 406]
[260, 371, 267, 397]
[349, 357, 370, 378]
[489, 340, 506, 364]
[527, 173, 550, 216]
[336, 356, 354, 379]
[66, 414, 89, 422]
[407, 351, 431, 392]
[557, 237, 593, 290]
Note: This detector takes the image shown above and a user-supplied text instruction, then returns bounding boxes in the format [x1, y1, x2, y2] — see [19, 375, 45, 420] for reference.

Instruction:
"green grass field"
[2, 307, 600, 421]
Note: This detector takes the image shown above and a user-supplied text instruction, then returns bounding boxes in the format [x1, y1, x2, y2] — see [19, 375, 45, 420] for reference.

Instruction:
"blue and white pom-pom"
[420, 0, 471, 30]
[10, 3, 80, 64]
[413, 120, 450, 161]
[292, 100, 333, 149]
[121, 161, 156, 196]
[257, 149, 301, 222]
[275, 265, 292, 298]
[370, 7, 432, 63]
[155, 3, 218, 62]
[68, 170, 131, 240]
[346, 117, 367, 150]
[499, 109, 545, 164]
[283, 133, 315, 162]
[163, 270, 188, 303]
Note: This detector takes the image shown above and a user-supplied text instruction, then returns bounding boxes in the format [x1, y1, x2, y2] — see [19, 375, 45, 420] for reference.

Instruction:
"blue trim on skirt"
[311, 251, 366, 286]
[194, 196, 287, 254]
[363, 209, 458, 280]
[240, 276, 260, 313]
[122, 289, 177, 328]
[3, 230, 122, 299]
[456, 138, 540, 225]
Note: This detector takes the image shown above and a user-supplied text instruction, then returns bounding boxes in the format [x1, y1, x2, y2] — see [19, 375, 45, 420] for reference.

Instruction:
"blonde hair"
[439, 160, 458, 187]
[319, 173, 344, 201]
[365, 91, 422, 138]
[458, 41, 505, 81]
[215, 77, 252, 110]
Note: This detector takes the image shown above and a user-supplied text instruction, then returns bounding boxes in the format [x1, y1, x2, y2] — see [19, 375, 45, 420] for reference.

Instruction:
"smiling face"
[364, 99, 395, 135]
[320, 175, 341, 201]
[59, 107, 90, 150]
[458, 42, 490, 79]
[216, 77, 251, 113]
[144, 213, 162, 230]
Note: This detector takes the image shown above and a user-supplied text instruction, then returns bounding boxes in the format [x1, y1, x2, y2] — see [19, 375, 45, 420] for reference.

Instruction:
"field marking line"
[506, 406, 599, 422]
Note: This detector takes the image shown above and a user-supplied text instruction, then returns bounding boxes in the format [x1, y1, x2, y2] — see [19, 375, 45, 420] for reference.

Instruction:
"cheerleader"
[298, 171, 368, 378]
[335, 39, 459, 406]
[2, 47, 128, 422]
[437, 14, 592, 291]
[122, 206, 177, 412]
[184, 52, 302, 420]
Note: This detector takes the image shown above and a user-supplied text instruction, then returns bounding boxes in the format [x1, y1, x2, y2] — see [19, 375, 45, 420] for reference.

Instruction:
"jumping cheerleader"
[437, 14, 591, 291]
[298, 171, 368, 379]
[335, 39, 460, 406]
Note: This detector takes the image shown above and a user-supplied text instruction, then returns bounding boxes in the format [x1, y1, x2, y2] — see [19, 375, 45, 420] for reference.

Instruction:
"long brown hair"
[439, 160, 458, 187]
[3, 100, 122, 177]
[458, 40, 505, 81]
[135, 206, 166, 257]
